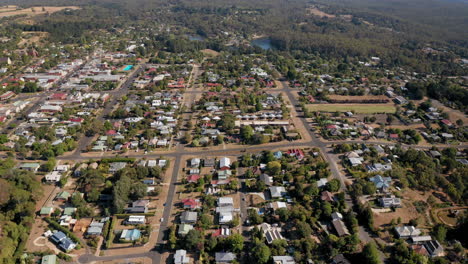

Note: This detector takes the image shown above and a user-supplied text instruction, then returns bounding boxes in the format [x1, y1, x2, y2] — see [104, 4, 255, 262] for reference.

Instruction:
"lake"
[251, 37, 273, 50]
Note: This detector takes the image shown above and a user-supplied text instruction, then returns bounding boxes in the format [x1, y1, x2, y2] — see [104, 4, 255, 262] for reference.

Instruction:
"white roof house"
[219, 211, 233, 224]
[147, 160, 157, 167]
[45, 171, 62, 182]
[317, 178, 329, 188]
[125, 215, 146, 225]
[218, 197, 234, 207]
[174, 249, 190, 264]
[54, 164, 70, 172]
[395, 226, 421, 238]
[219, 157, 231, 169]
[191, 158, 201, 168]
[269, 186, 286, 198]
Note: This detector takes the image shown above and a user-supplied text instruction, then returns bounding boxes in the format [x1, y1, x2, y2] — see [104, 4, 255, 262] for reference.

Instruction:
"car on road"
[160, 218, 164, 222]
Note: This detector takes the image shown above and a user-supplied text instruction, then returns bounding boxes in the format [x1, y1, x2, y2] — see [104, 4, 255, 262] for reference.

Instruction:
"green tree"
[362, 242, 381, 264]
[266, 161, 281, 175]
[226, 233, 244, 252]
[252, 239, 271, 264]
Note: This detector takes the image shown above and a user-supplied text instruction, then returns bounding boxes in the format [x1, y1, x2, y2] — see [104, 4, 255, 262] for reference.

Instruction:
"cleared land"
[0, 6, 80, 18]
[307, 7, 336, 18]
[306, 104, 396, 114]
[328, 94, 389, 103]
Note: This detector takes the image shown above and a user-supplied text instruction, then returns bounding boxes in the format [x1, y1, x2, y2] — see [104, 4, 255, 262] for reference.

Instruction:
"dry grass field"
[0, 5, 80, 18]
[307, 7, 336, 18]
[306, 104, 396, 114]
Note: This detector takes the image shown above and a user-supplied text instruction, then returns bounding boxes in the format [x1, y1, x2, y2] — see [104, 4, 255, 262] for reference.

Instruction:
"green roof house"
[178, 224, 194, 236]
[56, 191, 71, 201]
[63, 207, 77, 216]
[19, 162, 41, 172]
[40, 207, 53, 216]
[41, 255, 57, 264]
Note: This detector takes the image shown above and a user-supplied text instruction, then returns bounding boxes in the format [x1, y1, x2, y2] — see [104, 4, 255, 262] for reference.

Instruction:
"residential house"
[395, 226, 421, 238]
[212, 226, 231, 238]
[269, 186, 287, 198]
[259, 223, 284, 244]
[187, 174, 201, 183]
[178, 224, 194, 236]
[219, 157, 231, 170]
[215, 252, 236, 263]
[50, 231, 76, 252]
[41, 255, 57, 264]
[411, 236, 432, 244]
[125, 215, 146, 225]
[380, 196, 402, 208]
[268, 201, 287, 212]
[369, 175, 392, 192]
[45, 171, 62, 183]
[181, 211, 198, 224]
[109, 162, 127, 173]
[331, 254, 351, 264]
[317, 178, 329, 188]
[174, 249, 190, 264]
[63, 207, 76, 216]
[217, 170, 232, 180]
[126, 200, 150, 213]
[86, 221, 105, 236]
[40, 207, 53, 217]
[191, 158, 201, 168]
[424, 240, 444, 257]
[273, 256, 296, 264]
[321, 191, 334, 202]
[182, 198, 200, 210]
[19, 162, 40, 172]
[55, 191, 71, 201]
[120, 229, 141, 241]
[260, 174, 273, 186]
[332, 219, 350, 237]
[218, 197, 234, 207]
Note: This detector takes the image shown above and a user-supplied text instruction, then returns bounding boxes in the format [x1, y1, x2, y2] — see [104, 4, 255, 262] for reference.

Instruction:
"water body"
[123, 65, 133, 71]
[187, 34, 205, 41]
[251, 37, 273, 50]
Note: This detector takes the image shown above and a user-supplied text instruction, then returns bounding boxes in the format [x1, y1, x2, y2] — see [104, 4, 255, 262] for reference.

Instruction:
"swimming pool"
[123, 65, 133, 71]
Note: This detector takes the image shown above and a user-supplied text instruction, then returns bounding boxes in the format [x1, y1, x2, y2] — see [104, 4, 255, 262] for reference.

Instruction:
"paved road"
[70, 63, 147, 156]
[72, 79, 467, 263]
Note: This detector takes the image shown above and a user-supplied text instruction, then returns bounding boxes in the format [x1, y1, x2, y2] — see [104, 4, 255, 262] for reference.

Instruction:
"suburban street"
[71, 77, 464, 263]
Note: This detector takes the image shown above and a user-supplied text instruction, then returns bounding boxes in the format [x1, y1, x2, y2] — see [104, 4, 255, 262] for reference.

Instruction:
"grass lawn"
[306, 104, 396, 114]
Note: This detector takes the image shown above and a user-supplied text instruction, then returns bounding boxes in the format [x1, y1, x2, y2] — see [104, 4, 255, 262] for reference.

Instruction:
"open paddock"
[306, 104, 396, 114]
[0, 6, 80, 18]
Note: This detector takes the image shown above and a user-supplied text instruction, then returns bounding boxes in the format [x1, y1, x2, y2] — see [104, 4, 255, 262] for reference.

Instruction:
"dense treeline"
[4, 0, 467, 75]
[0, 158, 41, 263]
[405, 79, 468, 113]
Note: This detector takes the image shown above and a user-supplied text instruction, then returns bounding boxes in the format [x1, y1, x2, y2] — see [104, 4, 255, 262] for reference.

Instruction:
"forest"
[1, 0, 467, 75]
[0, 158, 41, 263]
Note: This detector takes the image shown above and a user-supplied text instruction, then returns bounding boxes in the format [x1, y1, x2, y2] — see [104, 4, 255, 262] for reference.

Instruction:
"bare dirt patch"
[19, 31, 49, 46]
[307, 7, 336, 18]
[201, 49, 220, 57]
[0, 6, 80, 18]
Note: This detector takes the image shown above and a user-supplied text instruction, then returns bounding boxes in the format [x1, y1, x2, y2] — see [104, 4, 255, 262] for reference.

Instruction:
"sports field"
[306, 104, 396, 114]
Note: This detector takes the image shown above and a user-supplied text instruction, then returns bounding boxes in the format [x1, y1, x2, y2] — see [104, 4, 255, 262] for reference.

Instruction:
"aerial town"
[0, 1, 467, 264]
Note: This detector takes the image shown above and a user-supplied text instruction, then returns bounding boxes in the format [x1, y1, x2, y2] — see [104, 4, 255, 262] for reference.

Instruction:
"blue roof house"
[120, 229, 141, 241]
[369, 175, 392, 192]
